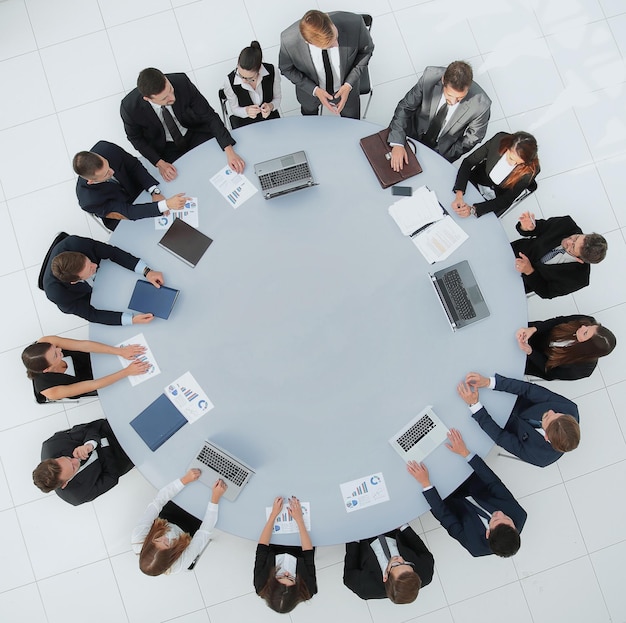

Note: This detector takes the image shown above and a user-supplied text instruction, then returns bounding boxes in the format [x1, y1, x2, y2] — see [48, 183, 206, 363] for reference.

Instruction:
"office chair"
[187, 538, 212, 570]
[38, 231, 69, 290]
[498, 178, 539, 219]
[32, 381, 84, 405]
[218, 89, 232, 130]
[360, 14, 374, 119]
[89, 212, 114, 234]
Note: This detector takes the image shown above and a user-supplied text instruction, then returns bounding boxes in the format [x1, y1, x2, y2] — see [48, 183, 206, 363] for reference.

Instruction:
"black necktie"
[161, 106, 184, 145]
[322, 49, 334, 95]
[377, 535, 392, 561]
[422, 102, 448, 148]
[528, 418, 543, 428]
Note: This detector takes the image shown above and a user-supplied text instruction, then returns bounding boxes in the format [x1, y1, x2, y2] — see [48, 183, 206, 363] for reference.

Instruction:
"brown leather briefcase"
[359, 128, 422, 189]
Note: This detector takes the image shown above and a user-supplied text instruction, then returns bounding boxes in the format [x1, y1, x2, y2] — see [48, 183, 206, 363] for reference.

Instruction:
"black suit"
[343, 527, 434, 600]
[120, 73, 235, 165]
[423, 454, 526, 557]
[511, 216, 590, 299]
[76, 141, 159, 229]
[42, 235, 140, 325]
[254, 544, 317, 596]
[40, 419, 133, 506]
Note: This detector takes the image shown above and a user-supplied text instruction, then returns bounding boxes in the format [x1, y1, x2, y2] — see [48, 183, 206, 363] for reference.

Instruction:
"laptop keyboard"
[443, 269, 476, 320]
[396, 414, 436, 451]
[196, 445, 249, 486]
[258, 162, 311, 190]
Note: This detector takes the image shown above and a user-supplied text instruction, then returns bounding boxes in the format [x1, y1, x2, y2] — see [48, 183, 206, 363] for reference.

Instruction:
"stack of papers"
[155, 197, 199, 230]
[389, 186, 444, 236]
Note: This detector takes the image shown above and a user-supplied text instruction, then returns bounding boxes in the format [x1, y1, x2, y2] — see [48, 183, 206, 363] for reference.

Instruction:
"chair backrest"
[358, 15, 373, 99]
[31, 379, 81, 405]
[218, 89, 231, 130]
[38, 231, 69, 291]
[90, 212, 113, 234]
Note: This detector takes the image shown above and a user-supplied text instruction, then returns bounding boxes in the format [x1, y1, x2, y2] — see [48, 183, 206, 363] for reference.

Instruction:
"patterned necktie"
[322, 49, 334, 95]
[161, 106, 184, 145]
[540, 246, 565, 264]
[422, 102, 448, 148]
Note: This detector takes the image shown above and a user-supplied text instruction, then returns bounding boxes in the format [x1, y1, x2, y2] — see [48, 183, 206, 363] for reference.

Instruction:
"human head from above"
[51, 252, 97, 283]
[21, 341, 61, 378]
[137, 68, 175, 106]
[299, 10, 338, 49]
[384, 555, 421, 603]
[237, 40, 263, 83]
[441, 61, 473, 105]
[73, 151, 114, 184]
[546, 317, 616, 368]
[138, 518, 192, 576]
[500, 131, 538, 166]
[259, 570, 313, 613]
[561, 233, 607, 264]
[542, 411, 581, 453]
[33, 456, 80, 493]
[486, 511, 521, 557]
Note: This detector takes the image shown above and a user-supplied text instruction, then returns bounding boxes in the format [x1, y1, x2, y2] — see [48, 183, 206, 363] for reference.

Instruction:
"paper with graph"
[164, 371, 214, 423]
[340, 472, 389, 513]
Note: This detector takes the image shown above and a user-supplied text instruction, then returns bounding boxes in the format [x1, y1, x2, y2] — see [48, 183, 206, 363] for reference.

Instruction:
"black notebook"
[128, 279, 180, 319]
[158, 218, 212, 267]
[130, 394, 187, 451]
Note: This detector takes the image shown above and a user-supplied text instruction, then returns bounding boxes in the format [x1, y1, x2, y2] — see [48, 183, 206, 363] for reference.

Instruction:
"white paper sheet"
[265, 502, 312, 533]
[340, 472, 389, 513]
[164, 371, 214, 423]
[155, 197, 199, 230]
[411, 215, 469, 263]
[115, 332, 160, 386]
[210, 166, 257, 208]
[388, 186, 444, 236]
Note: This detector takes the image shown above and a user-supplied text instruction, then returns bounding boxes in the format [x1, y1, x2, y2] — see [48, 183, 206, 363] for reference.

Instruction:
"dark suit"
[279, 11, 374, 119]
[423, 454, 526, 557]
[526, 315, 598, 380]
[511, 216, 590, 299]
[76, 141, 159, 229]
[120, 73, 234, 165]
[471, 374, 580, 467]
[254, 544, 317, 596]
[42, 235, 140, 325]
[343, 527, 434, 600]
[388, 66, 491, 162]
[453, 132, 539, 217]
[40, 419, 133, 506]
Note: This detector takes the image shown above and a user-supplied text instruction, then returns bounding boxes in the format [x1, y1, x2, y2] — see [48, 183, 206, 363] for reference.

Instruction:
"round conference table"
[91, 116, 526, 546]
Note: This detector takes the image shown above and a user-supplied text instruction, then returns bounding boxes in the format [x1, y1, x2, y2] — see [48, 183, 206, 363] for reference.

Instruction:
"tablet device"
[158, 218, 213, 267]
[128, 279, 180, 320]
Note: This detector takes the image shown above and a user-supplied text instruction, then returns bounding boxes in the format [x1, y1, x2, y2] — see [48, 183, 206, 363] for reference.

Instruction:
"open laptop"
[188, 439, 255, 501]
[254, 151, 315, 199]
[389, 406, 449, 463]
[429, 260, 490, 332]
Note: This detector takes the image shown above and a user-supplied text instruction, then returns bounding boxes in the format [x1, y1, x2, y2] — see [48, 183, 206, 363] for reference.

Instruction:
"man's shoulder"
[421, 66, 446, 81]
[543, 215, 580, 232]
[466, 80, 492, 107]
[329, 11, 365, 27]
[166, 72, 194, 89]
[91, 140, 126, 159]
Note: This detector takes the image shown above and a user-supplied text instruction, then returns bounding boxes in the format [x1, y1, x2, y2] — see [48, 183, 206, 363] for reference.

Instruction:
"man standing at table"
[121, 68, 245, 181]
[388, 61, 491, 169]
[279, 10, 374, 119]
[458, 372, 580, 467]
[408, 429, 526, 558]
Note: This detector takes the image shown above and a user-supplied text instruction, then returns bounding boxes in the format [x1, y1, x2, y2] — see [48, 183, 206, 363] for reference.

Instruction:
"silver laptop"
[254, 151, 315, 199]
[389, 406, 449, 463]
[429, 260, 490, 332]
[189, 439, 255, 501]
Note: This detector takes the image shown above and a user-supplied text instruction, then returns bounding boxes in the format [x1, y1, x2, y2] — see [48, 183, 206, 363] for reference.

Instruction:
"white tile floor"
[0, 0, 624, 621]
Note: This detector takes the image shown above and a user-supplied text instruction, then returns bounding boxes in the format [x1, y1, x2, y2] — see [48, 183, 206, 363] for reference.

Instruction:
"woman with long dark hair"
[516, 315, 616, 380]
[223, 40, 281, 129]
[255, 495, 317, 613]
[452, 131, 540, 218]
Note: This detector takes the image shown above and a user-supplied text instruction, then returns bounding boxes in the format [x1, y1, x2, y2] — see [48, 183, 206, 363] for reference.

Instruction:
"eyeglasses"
[236, 70, 259, 83]
[388, 561, 415, 571]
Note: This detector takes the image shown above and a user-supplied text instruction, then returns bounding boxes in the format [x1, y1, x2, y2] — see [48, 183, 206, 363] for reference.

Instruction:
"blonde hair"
[138, 518, 192, 576]
[299, 10, 335, 48]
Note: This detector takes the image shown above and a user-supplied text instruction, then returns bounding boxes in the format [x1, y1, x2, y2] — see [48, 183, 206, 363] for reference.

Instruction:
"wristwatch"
[150, 188, 162, 196]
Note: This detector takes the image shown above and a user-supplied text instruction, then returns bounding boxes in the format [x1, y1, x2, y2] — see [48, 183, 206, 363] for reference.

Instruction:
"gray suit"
[279, 12, 374, 119]
[388, 66, 491, 162]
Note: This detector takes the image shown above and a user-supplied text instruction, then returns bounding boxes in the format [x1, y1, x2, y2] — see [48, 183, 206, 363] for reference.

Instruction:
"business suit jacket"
[343, 527, 434, 600]
[120, 73, 234, 165]
[388, 66, 491, 162]
[510, 216, 590, 299]
[40, 419, 133, 506]
[279, 11, 374, 119]
[526, 315, 598, 380]
[42, 235, 140, 325]
[472, 373, 580, 467]
[254, 544, 317, 596]
[76, 141, 159, 223]
[423, 454, 527, 557]
[453, 132, 539, 217]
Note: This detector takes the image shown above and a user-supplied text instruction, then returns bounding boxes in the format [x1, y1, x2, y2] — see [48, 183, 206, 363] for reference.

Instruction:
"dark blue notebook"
[130, 394, 187, 451]
[128, 279, 180, 320]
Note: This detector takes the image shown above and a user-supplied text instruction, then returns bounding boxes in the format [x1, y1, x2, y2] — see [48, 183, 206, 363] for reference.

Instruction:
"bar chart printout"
[164, 371, 214, 423]
[265, 502, 312, 533]
[340, 472, 390, 513]
[116, 333, 161, 386]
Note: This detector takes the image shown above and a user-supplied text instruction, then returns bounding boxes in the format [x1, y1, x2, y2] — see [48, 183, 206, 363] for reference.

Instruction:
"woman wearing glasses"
[224, 41, 281, 129]
[254, 495, 317, 613]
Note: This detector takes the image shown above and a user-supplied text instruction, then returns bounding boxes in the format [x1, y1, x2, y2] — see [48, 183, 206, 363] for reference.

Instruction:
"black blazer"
[423, 454, 527, 557]
[40, 419, 133, 506]
[454, 132, 538, 217]
[42, 235, 140, 325]
[343, 527, 434, 600]
[76, 141, 159, 222]
[510, 216, 590, 299]
[32, 349, 95, 401]
[120, 73, 234, 165]
[254, 544, 317, 596]
[526, 315, 598, 380]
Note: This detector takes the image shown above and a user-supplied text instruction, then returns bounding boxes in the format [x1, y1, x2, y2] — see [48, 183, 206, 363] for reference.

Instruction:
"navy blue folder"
[130, 394, 187, 451]
[128, 279, 180, 320]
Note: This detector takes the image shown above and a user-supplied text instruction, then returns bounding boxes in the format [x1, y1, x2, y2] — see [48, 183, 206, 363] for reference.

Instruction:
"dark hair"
[299, 10, 335, 48]
[137, 68, 167, 97]
[258, 568, 312, 613]
[73, 151, 105, 178]
[138, 518, 192, 576]
[443, 61, 473, 91]
[544, 414, 580, 453]
[498, 132, 539, 188]
[33, 458, 62, 493]
[385, 569, 421, 604]
[546, 319, 616, 370]
[488, 524, 521, 557]
[51, 252, 88, 283]
[238, 41, 263, 72]
[579, 233, 607, 264]
[22, 341, 53, 379]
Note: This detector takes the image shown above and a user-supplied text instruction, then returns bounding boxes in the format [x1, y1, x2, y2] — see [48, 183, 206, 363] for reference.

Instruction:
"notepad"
[158, 218, 213, 267]
[128, 279, 180, 319]
[130, 394, 187, 451]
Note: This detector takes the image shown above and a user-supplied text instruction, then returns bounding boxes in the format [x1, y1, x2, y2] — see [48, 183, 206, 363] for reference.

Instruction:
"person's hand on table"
[166, 192, 190, 210]
[146, 270, 164, 288]
[245, 105, 261, 119]
[132, 313, 154, 324]
[224, 145, 245, 173]
[333, 84, 352, 114]
[407, 460, 431, 487]
[118, 343, 146, 359]
[465, 372, 490, 388]
[260, 103, 274, 119]
[515, 327, 536, 354]
[269, 496, 284, 520]
[181, 468, 201, 485]
[73, 443, 94, 460]
[453, 202, 473, 218]
[515, 252, 534, 275]
[287, 496, 305, 524]
[445, 428, 470, 458]
[518, 211, 536, 231]
[457, 381, 479, 405]
[390, 145, 408, 172]
[124, 359, 151, 376]
[211, 478, 228, 503]
[156, 159, 177, 182]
